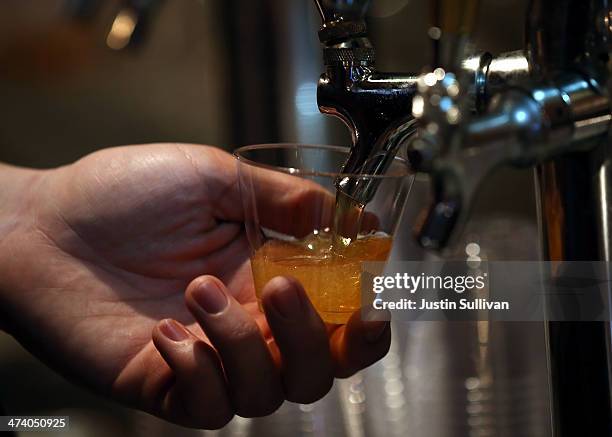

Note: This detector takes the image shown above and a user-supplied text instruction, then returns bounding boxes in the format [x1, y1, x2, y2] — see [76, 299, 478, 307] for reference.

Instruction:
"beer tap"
[312, 0, 530, 205]
[409, 0, 611, 251]
[407, 1, 612, 435]
[312, 0, 419, 204]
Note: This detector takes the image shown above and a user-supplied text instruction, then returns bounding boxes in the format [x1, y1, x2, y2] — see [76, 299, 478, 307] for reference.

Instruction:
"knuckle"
[230, 319, 260, 342]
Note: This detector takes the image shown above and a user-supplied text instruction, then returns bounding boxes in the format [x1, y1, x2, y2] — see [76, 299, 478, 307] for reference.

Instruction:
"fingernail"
[192, 279, 228, 315]
[364, 321, 388, 343]
[160, 319, 189, 342]
[269, 277, 303, 319]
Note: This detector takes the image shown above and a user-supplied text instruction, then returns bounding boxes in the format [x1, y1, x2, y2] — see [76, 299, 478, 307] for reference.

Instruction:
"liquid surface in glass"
[251, 229, 392, 324]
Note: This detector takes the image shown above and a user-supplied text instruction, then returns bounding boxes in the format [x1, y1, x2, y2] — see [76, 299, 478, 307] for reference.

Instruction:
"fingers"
[185, 276, 284, 417]
[159, 270, 389, 426]
[236, 164, 336, 238]
[152, 319, 233, 429]
[260, 277, 334, 404]
[329, 311, 392, 378]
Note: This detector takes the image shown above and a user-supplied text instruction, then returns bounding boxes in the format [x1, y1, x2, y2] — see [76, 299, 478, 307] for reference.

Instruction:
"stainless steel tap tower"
[313, 0, 612, 435]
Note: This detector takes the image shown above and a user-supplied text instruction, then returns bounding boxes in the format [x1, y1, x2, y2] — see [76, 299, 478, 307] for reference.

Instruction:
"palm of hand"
[10, 145, 258, 398]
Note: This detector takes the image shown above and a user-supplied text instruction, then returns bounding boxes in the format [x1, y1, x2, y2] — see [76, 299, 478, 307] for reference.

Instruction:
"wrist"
[0, 164, 50, 330]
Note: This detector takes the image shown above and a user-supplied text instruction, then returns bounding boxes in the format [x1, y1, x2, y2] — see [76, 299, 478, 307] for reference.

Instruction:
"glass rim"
[233, 143, 412, 179]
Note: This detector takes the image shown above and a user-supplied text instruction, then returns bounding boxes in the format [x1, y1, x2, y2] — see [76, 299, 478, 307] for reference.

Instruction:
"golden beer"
[251, 229, 392, 324]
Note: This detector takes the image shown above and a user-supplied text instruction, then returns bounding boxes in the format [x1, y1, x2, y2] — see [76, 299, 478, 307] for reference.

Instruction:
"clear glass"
[234, 144, 414, 324]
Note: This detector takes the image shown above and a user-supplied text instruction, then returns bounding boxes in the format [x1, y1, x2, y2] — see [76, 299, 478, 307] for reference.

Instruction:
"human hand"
[0, 144, 390, 428]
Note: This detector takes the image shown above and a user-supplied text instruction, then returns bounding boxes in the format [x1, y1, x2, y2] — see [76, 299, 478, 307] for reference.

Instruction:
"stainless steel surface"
[392, 215, 551, 437]
[536, 151, 612, 436]
[530, 5, 612, 431]
[400, 0, 612, 435]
